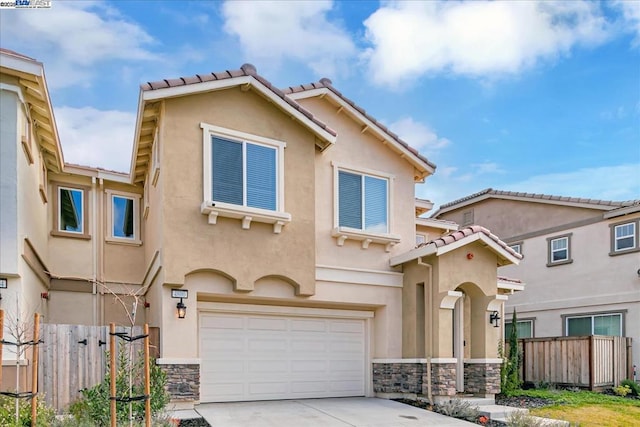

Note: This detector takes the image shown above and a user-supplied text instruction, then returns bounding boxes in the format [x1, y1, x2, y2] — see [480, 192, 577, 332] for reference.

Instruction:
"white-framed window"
[614, 222, 635, 252]
[547, 233, 572, 266]
[509, 243, 522, 255]
[565, 313, 623, 337]
[200, 123, 290, 233]
[338, 170, 389, 233]
[331, 162, 399, 251]
[416, 233, 427, 246]
[106, 190, 141, 244]
[505, 319, 533, 338]
[52, 183, 90, 239]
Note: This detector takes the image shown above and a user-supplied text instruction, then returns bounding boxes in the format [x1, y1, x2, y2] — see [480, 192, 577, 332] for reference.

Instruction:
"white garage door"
[200, 311, 366, 402]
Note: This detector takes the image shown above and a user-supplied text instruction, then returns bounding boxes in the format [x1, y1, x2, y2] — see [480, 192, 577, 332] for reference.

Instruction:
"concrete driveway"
[194, 397, 476, 426]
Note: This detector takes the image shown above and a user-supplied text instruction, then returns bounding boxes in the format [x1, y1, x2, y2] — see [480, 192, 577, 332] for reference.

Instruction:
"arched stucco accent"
[253, 275, 301, 297]
[455, 281, 486, 298]
[184, 269, 237, 293]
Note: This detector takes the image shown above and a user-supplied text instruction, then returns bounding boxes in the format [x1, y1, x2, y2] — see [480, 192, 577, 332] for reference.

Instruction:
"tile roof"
[418, 225, 523, 260]
[497, 276, 523, 284]
[140, 63, 336, 138]
[283, 78, 436, 171]
[438, 188, 640, 210]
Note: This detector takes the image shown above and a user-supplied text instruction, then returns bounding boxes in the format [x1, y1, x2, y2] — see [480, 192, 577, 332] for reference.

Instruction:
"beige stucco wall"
[297, 96, 418, 271]
[439, 199, 603, 239]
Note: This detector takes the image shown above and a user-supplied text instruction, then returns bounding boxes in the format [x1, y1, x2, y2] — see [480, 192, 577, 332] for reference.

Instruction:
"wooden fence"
[510, 335, 632, 390]
[37, 324, 146, 412]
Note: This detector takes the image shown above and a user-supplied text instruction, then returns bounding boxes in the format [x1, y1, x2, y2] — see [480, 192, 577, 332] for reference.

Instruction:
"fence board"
[38, 324, 143, 413]
[507, 335, 631, 390]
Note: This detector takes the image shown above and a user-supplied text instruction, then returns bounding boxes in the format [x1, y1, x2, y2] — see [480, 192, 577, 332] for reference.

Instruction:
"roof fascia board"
[415, 217, 459, 231]
[129, 91, 146, 182]
[390, 244, 437, 267]
[0, 53, 42, 76]
[603, 205, 640, 219]
[291, 88, 435, 175]
[64, 164, 130, 183]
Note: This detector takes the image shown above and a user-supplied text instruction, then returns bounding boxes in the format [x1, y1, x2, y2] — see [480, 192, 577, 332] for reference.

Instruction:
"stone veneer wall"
[427, 363, 457, 396]
[373, 363, 423, 394]
[160, 364, 200, 401]
[464, 362, 501, 395]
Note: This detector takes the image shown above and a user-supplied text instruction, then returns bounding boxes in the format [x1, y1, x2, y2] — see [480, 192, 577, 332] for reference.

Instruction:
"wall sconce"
[489, 310, 501, 328]
[0, 278, 7, 300]
[171, 289, 188, 319]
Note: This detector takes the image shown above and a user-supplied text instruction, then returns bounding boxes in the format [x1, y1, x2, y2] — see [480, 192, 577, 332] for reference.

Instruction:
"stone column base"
[157, 361, 200, 404]
[425, 362, 457, 397]
[464, 361, 501, 395]
[372, 359, 458, 399]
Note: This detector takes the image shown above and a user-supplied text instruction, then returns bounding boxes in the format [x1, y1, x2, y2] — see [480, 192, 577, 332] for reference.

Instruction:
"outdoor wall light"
[171, 289, 188, 319]
[489, 310, 501, 328]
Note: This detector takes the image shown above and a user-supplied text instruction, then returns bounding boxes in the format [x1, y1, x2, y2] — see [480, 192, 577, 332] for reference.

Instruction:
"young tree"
[501, 309, 522, 394]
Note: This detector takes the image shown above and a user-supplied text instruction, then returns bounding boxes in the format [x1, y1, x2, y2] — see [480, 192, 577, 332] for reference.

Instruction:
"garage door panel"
[200, 312, 366, 402]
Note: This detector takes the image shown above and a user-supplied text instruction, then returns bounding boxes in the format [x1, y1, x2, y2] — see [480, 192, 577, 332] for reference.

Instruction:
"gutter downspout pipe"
[417, 256, 433, 405]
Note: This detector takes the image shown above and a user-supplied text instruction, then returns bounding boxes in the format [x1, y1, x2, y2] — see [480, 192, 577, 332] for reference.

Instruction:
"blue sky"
[1, 0, 639, 208]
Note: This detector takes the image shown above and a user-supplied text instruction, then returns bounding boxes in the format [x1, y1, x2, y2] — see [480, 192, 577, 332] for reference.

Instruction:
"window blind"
[338, 171, 362, 229]
[212, 137, 243, 205]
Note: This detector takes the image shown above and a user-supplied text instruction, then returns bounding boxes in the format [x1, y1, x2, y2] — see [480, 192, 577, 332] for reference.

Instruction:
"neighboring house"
[432, 188, 640, 373]
[1, 49, 523, 408]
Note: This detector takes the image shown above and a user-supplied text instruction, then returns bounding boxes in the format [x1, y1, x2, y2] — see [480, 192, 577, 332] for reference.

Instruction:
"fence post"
[31, 313, 40, 427]
[588, 335, 594, 390]
[144, 324, 151, 427]
[110, 323, 116, 427]
[0, 309, 4, 389]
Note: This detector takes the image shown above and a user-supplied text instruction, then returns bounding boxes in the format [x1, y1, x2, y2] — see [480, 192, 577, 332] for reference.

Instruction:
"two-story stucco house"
[1, 48, 523, 409]
[432, 188, 640, 374]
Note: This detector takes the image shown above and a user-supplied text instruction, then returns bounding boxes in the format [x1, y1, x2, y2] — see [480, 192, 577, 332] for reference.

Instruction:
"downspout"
[92, 177, 97, 326]
[98, 178, 105, 325]
[417, 256, 433, 405]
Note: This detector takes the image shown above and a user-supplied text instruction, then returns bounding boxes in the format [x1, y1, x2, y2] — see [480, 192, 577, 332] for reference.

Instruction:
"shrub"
[68, 348, 169, 426]
[506, 410, 547, 427]
[0, 394, 56, 427]
[613, 384, 631, 397]
[433, 398, 479, 422]
[501, 310, 522, 395]
[620, 379, 640, 396]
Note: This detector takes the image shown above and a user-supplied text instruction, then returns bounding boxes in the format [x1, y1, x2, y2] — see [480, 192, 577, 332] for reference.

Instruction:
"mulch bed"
[178, 418, 211, 427]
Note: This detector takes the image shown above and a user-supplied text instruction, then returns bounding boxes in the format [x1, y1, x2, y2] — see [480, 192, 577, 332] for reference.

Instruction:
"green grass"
[507, 389, 640, 427]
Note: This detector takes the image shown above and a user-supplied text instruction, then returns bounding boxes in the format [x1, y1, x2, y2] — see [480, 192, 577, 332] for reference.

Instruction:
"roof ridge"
[282, 79, 436, 171]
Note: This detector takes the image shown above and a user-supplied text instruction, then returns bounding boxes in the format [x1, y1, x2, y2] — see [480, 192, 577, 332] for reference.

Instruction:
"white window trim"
[200, 123, 290, 234]
[58, 186, 85, 235]
[565, 313, 623, 336]
[509, 243, 522, 254]
[549, 236, 569, 264]
[331, 161, 399, 251]
[106, 190, 142, 245]
[614, 222, 636, 252]
[416, 233, 427, 246]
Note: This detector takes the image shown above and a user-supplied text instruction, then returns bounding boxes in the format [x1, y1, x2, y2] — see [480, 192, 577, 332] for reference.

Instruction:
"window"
[52, 184, 89, 239]
[547, 233, 572, 266]
[416, 234, 427, 246]
[565, 313, 623, 337]
[331, 162, 399, 251]
[509, 243, 522, 255]
[200, 123, 290, 233]
[107, 191, 141, 244]
[505, 320, 533, 338]
[610, 221, 639, 255]
[338, 170, 388, 233]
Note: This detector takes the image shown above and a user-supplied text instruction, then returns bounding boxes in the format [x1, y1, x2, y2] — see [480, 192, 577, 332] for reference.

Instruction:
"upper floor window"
[107, 191, 141, 244]
[565, 312, 623, 337]
[547, 233, 572, 266]
[200, 123, 290, 233]
[416, 233, 427, 246]
[52, 184, 90, 239]
[509, 243, 522, 255]
[462, 209, 474, 226]
[338, 170, 388, 233]
[610, 220, 638, 255]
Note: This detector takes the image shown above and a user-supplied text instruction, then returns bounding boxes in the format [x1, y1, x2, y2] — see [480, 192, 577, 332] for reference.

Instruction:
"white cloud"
[363, 1, 610, 86]
[503, 164, 640, 201]
[56, 107, 136, 173]
[0, 1, 158, 88]
[221, 0, 356, 77]
[615, 0, 640, 45]
[388, 117, 450, 152]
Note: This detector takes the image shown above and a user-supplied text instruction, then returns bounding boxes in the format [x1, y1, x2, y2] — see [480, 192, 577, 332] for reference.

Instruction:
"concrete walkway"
[194, 397, 476, 426]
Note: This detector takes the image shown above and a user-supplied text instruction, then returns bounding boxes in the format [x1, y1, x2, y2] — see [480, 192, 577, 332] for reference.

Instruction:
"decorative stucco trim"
[372, 359, 427, 364]
[487, 295, 508, 312]
[440, 291, 463, 309]
[430, 358, 458, 364]
[156, 358, 201, 365]
[197, 301, 375, 319]
[464, 359, 503, 364]
[315, 265, 403, 287]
